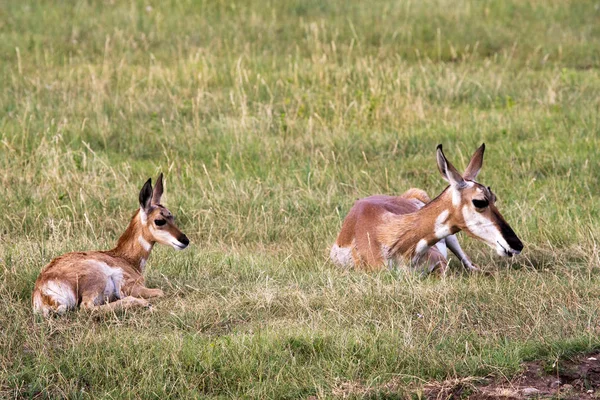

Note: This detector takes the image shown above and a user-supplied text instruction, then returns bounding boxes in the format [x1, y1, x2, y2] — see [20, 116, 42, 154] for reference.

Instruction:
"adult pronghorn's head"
[436, 144, 523, 257]
[138, 174, 190, 250]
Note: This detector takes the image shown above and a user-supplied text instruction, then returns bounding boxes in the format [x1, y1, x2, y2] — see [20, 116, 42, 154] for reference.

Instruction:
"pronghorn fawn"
[330, 144, 523, 274]
[32, 174, 189, 316]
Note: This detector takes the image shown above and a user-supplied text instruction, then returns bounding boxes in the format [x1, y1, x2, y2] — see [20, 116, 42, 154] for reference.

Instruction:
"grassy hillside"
[1, 0, 599, 398]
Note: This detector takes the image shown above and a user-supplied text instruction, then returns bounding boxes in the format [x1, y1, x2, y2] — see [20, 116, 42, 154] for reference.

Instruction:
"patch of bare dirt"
[325, 352, 600, 399]
[424, 352, 600, 399]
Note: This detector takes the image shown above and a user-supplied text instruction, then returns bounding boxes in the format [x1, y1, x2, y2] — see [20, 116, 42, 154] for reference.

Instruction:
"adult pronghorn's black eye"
[472, 199, 489, 208]
[155, 219, 167, 226]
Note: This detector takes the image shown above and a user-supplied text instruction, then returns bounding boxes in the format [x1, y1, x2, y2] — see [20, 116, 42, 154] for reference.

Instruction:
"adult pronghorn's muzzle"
[177, 234, 190, 249]
[497, 225, 523, 256]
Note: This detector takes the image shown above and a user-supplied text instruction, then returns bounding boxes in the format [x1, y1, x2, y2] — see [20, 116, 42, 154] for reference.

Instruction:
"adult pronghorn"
[32, 174, 189, 316]
[330, 144, 523, 273]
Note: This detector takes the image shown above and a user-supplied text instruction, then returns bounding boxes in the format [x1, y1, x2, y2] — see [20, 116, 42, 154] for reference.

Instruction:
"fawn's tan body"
[331, 144, 524, 273]
[32, 174, 189, 317]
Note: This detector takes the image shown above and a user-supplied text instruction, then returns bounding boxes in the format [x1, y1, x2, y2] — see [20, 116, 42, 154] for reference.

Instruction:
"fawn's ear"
[463, 143, 485, 181]
[436, 144, 465, 188]
[152, 173, 164, 205]
[139, 178, 153, 214]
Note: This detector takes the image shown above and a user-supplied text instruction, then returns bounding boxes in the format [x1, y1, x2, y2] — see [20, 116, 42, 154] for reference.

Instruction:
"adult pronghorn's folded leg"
[423, 247, 448, 276]
[445, 234, 480, 271]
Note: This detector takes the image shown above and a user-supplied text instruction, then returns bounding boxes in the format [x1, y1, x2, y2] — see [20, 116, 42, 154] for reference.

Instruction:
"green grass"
[1, 0, 600, 398]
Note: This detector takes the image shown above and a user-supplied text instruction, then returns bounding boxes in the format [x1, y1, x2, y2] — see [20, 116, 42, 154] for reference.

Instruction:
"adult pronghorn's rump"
[330, 144, 523, 272]
[32, 174, 190, 317]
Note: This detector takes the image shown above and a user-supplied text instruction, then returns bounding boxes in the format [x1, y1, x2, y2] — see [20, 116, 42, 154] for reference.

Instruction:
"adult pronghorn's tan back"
[32, 174, 190, 316]
[330, 144, 523, 273]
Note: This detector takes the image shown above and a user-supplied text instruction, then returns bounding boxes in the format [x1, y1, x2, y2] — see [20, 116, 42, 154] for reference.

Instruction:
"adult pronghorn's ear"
[436, 144, 466, 188]
[139, 178, 153, 213]
[152, 173, 164, 205]
[463, 143, 485, 181]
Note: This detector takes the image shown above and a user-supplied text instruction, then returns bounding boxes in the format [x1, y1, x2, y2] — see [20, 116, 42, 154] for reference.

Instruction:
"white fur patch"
[138, 236, 152, 252]
[330, 243, 354, 268]
[415, 239, 429, 255]
[453, 181, 475, 205]
[411, 199, 425, 208]
[32, 291, 44, 315]
[461, 205, 511, 256]
[452, 188, 461, 206]
[139, 207, 148, 225]
[140, 257, 147, 272]
[88, 261, 124, 303]
[150, 227, 184, 249]
[434, 210, 451, 239]
[41, 280, 77, 314]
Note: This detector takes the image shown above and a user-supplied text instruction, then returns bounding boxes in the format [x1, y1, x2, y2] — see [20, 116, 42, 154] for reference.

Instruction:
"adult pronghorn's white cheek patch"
[461, 205, 506, 249]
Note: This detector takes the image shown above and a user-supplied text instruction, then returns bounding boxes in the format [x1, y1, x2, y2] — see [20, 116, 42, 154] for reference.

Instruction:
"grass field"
[1, 0, 600, 398]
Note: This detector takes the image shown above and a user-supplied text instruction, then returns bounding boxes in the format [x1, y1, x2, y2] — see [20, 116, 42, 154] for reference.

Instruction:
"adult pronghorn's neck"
[109, 209, 153, 273]
[381, 188, 458, 258]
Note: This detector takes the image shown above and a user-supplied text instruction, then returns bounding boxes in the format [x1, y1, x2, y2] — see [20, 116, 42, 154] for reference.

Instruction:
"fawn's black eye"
[155, 219, 166, 226]
[472, 199, 489, 208]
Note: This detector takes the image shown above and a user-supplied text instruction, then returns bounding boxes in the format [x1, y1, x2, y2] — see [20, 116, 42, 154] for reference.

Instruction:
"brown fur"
[331, 143, 523, 272]
[336, 189, 454, 271]
[32, 175, 188, 316]
[400, 188, 431, 204]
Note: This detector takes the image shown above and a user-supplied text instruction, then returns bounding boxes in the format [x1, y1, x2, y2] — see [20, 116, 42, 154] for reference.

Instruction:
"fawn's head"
[436, 144, 523, 257]
[138, 174, 189, 250]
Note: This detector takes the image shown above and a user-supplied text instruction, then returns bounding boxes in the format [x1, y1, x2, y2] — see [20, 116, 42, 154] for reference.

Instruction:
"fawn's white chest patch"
[138, 236, 151, 252]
